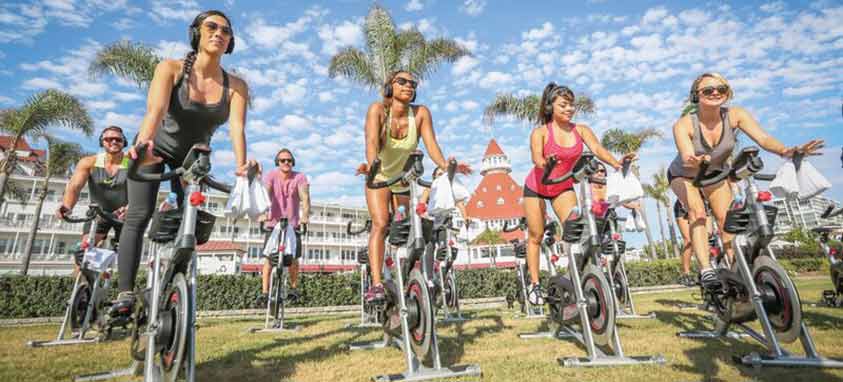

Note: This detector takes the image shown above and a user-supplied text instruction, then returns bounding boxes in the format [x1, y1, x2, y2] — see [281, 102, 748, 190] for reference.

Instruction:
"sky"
[1, 0, 842, 247]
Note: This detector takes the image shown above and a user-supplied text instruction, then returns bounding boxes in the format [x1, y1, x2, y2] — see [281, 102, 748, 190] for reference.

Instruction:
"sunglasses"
[203, 21, 232, 37]
[393, 77, 418, 89]
[277, 158, 293, 164]
[102, 137, 124, 144]
[698, 85, 729, 97]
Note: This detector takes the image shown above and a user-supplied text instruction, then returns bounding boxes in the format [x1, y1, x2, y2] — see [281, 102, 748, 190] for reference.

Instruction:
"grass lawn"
[2, 277, 842, 382]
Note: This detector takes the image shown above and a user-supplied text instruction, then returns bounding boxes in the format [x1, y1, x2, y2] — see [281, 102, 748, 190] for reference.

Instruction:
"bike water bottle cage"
[388, 217, 412, 246]
[148, 208, 216, 244]
[543, 221, 558, 246]
[601, 238, 626, 255]
[356, 248, 369, 265]
[722, 203, 778, 235]
[511, 240, 527, 258]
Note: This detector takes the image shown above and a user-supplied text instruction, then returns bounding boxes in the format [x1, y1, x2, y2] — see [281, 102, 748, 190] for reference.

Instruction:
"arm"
[577, 124, 624, 170]
[364, 102, 384, 168]
[673, 117, 704, 167]
[420, 187, 431, 204]
[135, 60, 179, 146]
[59, 156, 95, 214]
[530, 127, 546, 168]
[416, 106, 449, 171]
[298, 180, 311, 225]
[731, 107, 823, 157]
[228, 75, 251, 175]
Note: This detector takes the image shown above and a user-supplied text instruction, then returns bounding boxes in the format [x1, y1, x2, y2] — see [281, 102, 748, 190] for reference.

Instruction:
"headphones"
[689, 87, 700, 104]
[189, 12, 234, 54]
[98, 126, 128, 148]
[383, 75, 417, 103]
[274, 149, 295, 167]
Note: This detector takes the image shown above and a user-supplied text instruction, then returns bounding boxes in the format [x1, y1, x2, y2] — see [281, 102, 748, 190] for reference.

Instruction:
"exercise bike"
[346, 219, 384, 329]
[75, 143, 232, 382]
[815, 205, 843, 307]
[428, 213, 467, 323]
[248, 219, 305, 334]
[502, 217, 561, 319]
[349, 152, 481, 381]
[27, 204, 126, 348]
[678, 147, 843, 369]
[540, 153, 664, 367]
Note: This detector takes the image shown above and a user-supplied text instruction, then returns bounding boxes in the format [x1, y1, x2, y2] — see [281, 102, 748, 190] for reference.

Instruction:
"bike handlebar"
[822, 205, 843, 219]
[346, 220, 371, 235]
[61, 204, 123, 227]
[692, 160, 731, 187]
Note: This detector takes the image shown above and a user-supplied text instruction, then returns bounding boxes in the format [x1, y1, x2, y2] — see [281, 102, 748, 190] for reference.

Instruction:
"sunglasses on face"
[203, 21, 232, 37]
[102, 137, 123, 144]
[698, 85, 729, 97]
[393, 77, 418, 89]
[277, 158, 293, 164]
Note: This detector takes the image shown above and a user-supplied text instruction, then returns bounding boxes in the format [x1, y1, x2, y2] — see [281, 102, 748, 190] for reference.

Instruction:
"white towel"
[796, 160, 831, 200]
[770, 161, 799, 199]
[224, 176, 251, 219]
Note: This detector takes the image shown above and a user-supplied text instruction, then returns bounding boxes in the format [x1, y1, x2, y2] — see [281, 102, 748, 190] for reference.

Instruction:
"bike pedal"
[562, 304, 578, 321]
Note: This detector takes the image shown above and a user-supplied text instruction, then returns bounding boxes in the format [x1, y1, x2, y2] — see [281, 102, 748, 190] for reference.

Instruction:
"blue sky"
[1, 0, 842, 246]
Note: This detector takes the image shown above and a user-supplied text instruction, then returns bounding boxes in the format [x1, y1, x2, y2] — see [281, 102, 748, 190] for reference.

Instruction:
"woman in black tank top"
[112, 10, 256, 313]
[668, 72, 823, 291]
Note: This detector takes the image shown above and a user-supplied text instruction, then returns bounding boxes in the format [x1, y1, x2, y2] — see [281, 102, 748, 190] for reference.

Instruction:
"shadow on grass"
[654, 308, 843, 382]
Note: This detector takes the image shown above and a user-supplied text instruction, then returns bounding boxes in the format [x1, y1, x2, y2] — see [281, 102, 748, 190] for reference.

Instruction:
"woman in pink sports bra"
[522, 83, 635, 306]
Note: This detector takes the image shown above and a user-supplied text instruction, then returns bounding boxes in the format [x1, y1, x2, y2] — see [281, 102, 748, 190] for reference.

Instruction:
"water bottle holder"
[562, 217, 587, 243]
[148, 209, 216, 244]
[512, 241, 527, 259]
[601, 239, 626, 255]
[356, 248, 369, 265]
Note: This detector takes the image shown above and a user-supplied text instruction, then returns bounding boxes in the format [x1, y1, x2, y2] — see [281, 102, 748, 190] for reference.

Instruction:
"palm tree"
[653, 170, 681, 258]
[482, 93, 596, 126]
[20, 137, 85, 275]
[642, 180, 670, 259]
[600, 128, 663, 260]
[0, 90, 93, 206]
[328, 4, 470, 88]
[89, 40, 161, 88]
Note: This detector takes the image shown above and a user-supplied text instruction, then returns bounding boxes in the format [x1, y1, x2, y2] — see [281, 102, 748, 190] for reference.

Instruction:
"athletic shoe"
[287, 288, 300, 302]
[699, 269, 721, 292]
[527, 283, 545, 305]
[108, 291, 135, 320]
[255, 292, 269, 307]
[365, 284, 386, 304]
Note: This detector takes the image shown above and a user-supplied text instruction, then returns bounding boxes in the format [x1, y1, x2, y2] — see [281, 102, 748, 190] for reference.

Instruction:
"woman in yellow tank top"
[356, 70, 471, 303]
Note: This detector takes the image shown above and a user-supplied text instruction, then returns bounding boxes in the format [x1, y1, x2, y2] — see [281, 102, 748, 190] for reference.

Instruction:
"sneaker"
[108, 291, 135, 320]
[255, 292, 269, 307]
[365, 284, 386, 304]
[699, 269, 721, 292]
[287, 288, 300, 302]
[677, 274, 695, 287]
[527, 283, 545, 305]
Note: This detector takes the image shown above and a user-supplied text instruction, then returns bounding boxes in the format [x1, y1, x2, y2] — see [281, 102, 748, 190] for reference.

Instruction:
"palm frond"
[89, 40, 160, 88]
[364, 4, 398, 84]
[43, 136, 84, 178]
[328, 47, 378, 88]
[574, 95, 596, 116]
[4, 90, 93, 139]
[483, 94, 541, 126]
[601, 128, 664, 155]
[407, 38, 470, 81]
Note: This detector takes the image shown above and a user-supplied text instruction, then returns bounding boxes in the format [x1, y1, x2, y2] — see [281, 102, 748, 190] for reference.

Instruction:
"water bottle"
[159, 192, 178, 212]
[395, 205, 406, 221]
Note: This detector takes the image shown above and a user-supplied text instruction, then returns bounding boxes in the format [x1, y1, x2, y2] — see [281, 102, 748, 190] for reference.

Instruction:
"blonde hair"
[688, 72, 734, 104]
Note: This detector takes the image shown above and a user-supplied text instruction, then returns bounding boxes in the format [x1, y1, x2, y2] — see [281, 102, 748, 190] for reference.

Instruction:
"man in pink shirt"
[257, 148, 310, 304]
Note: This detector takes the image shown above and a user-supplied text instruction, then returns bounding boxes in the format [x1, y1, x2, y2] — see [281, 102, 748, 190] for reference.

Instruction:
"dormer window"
[477, 201, 484, 208]
[497, 197, 504, 205]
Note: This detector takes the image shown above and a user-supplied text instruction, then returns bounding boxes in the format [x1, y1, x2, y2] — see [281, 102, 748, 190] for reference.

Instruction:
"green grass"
[1, 278, 842, 382]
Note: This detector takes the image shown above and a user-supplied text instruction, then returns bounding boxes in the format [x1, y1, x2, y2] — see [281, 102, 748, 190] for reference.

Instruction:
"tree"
[0, 90, 93, 206]
[471, 228, 505, 268]
[20, 137, 85, 275]
[89, 40, 160, 88]
[328, 4, 470, 88]
[601, 128, 664, 260]
[482, 93, 596, 126]
[643, 181, 670, 258]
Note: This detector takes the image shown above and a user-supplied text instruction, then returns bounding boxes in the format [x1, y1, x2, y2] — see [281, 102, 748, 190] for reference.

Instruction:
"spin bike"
[540, 153, 664, 367]
[425, 172, 467, 323]
[346, 220, 383, 328]
[27, 204, 126, 348]
[75, 143, 232, 382]
[678, 147, 843, 368]
[591, 170, 655, 320]
[502, 217, 561, 319]
[248, 219, 305, 334]
[350, 152, 481, 381]
[817, 205, 843, 307]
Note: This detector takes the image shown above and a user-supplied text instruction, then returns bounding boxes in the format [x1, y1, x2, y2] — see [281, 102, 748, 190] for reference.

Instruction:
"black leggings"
[117, 158, 184, 292]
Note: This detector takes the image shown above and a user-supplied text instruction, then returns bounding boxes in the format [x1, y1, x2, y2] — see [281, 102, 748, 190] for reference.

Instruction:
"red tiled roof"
[483, 139, 505, 157]
[197, 240, 246, 252]
[0, 136, 33, 151]
[465, 172, 524, 220]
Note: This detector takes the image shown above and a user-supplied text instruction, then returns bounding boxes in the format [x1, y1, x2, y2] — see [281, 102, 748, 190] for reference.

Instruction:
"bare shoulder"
[531, 125, 547, 140]
[77, 155, 97, 170]
[156, 59, 182, 74]
[673, 114, 693, 133]
[727, 105, 751, 124]
[413, 104, 431, 118]
[366, 101, 385, 116]
[574, 123, 593, 135]
[226, 72, 249, 94]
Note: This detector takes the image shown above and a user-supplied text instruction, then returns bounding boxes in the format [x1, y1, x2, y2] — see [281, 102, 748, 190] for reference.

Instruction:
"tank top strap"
[408, 105, 417, 142]
[94, 152, 106, 168]
[690, 112, 703, 149]
[571, 122, 582, 143]
[221, 69, 230, 103]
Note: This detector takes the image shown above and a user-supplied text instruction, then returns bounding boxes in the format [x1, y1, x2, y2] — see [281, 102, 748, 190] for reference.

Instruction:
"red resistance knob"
[416, 202, 428, 216]
[189, 191, 206, 206]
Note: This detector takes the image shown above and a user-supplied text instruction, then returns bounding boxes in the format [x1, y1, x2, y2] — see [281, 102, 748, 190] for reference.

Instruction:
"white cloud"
[318, 20, 363, 55]
[522, 22, 554, 40]
[280, 82, 307, 105]
[86, 100, 116, 111]
[22, 77, 61, 90]
[0, 96, 13, 105]
[642, 7, 669, 25]
[246, 15, 312, 49]
[102, 112, 142, 130]
[760, 1, 786, 13]
[278, 114, 313, 131]
[68, 82, 108, 98]
[479, 71, 513, 89]
[460, 0, 486, 17]
[212, 149, 236, 165]
[451, 56, 479, 76]
[406, 0, 424, 12]
[310, 171, 358, 190]
[155, 40, 191, 59]
[112, 91, 143, 102]
[150, 0, 200, 23]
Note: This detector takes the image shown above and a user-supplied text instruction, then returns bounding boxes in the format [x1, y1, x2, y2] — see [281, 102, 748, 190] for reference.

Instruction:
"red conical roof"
[483, 139, 505, 157]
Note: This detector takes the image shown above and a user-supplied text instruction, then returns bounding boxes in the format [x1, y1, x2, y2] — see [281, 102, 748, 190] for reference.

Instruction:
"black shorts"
[82, 216, 122, 238]
[523, 185, 573, 201]
[261, 228, 302, 259]
[673, 200, 688, 220]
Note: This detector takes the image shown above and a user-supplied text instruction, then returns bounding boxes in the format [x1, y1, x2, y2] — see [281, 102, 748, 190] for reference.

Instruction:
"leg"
[677, 216, 692, 274]
[365, 185, 392, 286]
[117, 162, 163, 293]
[702, 180, 734, 263]
[261, 259, 271, 294]
[289, 231, 302, 288]
[670, 178, 711, 274]
[523, 196, 546, 285]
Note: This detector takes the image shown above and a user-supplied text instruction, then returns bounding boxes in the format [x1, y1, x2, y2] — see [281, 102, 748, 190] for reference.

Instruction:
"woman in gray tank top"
[111, 10, 257, 316]
[668, 72, 823, 291]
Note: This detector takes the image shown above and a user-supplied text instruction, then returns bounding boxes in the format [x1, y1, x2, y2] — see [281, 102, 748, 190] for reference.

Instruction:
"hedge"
[0, 258, 830, 319]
